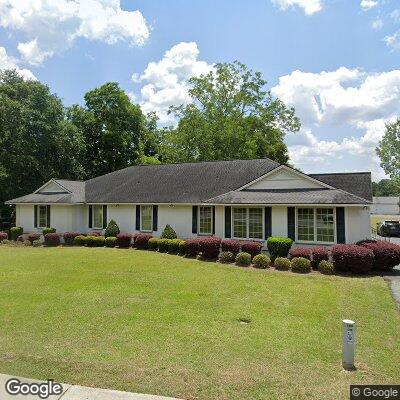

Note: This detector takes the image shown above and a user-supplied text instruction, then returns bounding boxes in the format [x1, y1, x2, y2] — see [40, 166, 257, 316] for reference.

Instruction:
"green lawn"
[0, 247, 399, 399]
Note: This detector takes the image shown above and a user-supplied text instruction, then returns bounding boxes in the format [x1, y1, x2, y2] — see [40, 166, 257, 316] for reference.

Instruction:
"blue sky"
[0, 0, 399, 180]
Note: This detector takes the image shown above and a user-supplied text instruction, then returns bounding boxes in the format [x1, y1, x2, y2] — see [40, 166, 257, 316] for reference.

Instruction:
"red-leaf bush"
[310, 246, 329, 270]
[199, 236, 222, 259]
[241, 241, 263, 258]
[289, 247, 312, 260]
[358, 240, 400, 271]
[116, 233, 132, 248]
[134, 233, 153, 249]
[63, 232, 83, 246]
[0, 231, 8, 242]
[331, 244, 374, 274]
[27, 232, 41, 244]
[221, 239, 241, 255]
[184, 238, 200, 257]
[44, 233, 61, 247]
[87, 231, 101, 237]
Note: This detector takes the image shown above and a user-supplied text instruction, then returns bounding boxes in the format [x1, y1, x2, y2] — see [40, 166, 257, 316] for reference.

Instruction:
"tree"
[68, 82, 144, 178]
[376, 119, 400, 183]
[0, 70, 84, 217]
[160, 61, 300, 164]
[138, 112, 162, 165]
[372, 179, 400, 196]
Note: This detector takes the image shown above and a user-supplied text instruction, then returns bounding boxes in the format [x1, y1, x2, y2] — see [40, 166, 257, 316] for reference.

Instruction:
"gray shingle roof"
[5, 159, 372, 205]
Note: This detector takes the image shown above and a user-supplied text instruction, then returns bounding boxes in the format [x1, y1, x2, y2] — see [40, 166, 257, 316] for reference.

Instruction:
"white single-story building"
[5, 158, 372, 245]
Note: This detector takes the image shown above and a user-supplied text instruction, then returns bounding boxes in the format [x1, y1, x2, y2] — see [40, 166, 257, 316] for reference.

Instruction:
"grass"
[0, 246, 399, 399]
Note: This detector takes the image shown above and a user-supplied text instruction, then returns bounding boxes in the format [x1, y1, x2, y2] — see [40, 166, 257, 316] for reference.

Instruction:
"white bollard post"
[342, 319, 356, 370]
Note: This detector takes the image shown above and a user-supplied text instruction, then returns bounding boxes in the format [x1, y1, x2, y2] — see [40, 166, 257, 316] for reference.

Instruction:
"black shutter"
[265, 207, 272, 239]
[212, 206, 216, 235]
[287, 207, 295, 241]
[46, 205, 51, 227]
[225, 206, 231, 238]
[135, 205, 141, 231]
[102, 205, 107, 229]
[152, 205, 158, 232]
[34, 205, 38, 228]
[192, 206, 198, 234]
[88, 205, 93, 229]
[336, 207, 346, 243]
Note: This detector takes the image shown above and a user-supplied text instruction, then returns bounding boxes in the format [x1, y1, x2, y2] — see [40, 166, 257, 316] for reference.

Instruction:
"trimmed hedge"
[27, 232, 41, 244]
[235, 252, 251, 267]
[311, 246, 329, 270]
[42, 227, 56, 236]
[148, 237, 159, 250]
[290, 257, 311, 273]
[63, 232, 83, 246]
[87, 231, 101, 237]
[267, 237, 293, 259]
[86, 236, 105, 247]
[274, 257, 291, 271]
[252, 254, 270, 269]
[219, 251, 235, 263]
[199, 236, 222, 259]
[44, 233, 60, 247]
[221, 239, 241, 255]
[74, 235, 86, 246]
[168, 239, 183, 254]
[134, 234, 153, 249]
[241, 241, 263, 258]
[319, 260, 335, 275]
[331, 244, 374, 274]
[105, 236, 117, 247]
[10, 227, 23, 241]
[116, 233, 132, 248]
[157, 238, 170, 253]
[32, 240, 41, 247]
[161, 224, 177, 239]
[179, 240, 186, 255]
[0, 231, 8, 242]
[184, 238, 200, 257]
[105, 220, 120, 238]
[289, 247, 312, 260]
[358, 240, 400, 271]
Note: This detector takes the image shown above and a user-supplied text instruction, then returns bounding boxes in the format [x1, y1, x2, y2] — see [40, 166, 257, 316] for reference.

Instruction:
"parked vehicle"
[378, 220, 400, 237]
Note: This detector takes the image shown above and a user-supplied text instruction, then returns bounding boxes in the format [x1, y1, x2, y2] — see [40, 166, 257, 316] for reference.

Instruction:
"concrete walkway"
[384, 266, 400, 310]
[0, 374, 181, 400]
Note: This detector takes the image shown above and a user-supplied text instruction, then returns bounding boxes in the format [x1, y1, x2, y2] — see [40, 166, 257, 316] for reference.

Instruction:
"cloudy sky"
[0, 0, 399, 180]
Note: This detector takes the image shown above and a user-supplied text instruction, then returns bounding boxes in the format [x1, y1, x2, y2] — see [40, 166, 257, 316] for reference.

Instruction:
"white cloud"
[391, 9, 400, 23]
[271, 0, 322, 15]
[0, 0, 149, 65]
[0, 46, 35, 80]
[371, 18, 383, 30]
[385, 30, 400, 51]
[360, 0, 379, 11]
[133, 42, 213, 124]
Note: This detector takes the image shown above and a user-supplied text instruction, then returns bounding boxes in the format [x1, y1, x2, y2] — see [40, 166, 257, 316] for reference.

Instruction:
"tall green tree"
[0, 70, 84, 217]
[372, 179, 400, 196]
[376, 119, 400, 183]
[160, 61, 300, 164]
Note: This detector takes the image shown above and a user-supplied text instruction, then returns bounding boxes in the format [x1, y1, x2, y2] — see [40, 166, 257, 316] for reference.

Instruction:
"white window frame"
[38, 205, 48, 228]
[231, 207, 264, 241]
[140, 205, 153, 232]
[198, 206, 213, 235]
[92, 205, 103, 229]
[295, 207, 336, 244]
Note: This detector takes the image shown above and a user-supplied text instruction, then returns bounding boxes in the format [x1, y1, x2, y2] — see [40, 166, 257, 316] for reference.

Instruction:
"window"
[38, 205, 48, 228]
[141, 205, 153, 231]
[297, 208, 335, 243]
[233, 207, 263, 240]
[92, 205, 103, 229]
[199, 206, 212, 235]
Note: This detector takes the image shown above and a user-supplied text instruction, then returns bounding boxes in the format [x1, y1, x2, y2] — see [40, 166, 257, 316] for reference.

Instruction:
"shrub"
[219, 251, 235, 263]
[289, 247, 312, 260]
[85, 235, 97, 247]
[318, 260, 335, 275]
[148, 237, 159, 250]
[42, 227, 56, 236]
[134, 233, 153, 249]
[184, 238, 200, 257]
[44, 233, 60, 247]
[87, 231, 100, 237]
[0, 231, 8, 242]
[252, 254, 270, 269]
[1, 239, 10, 245]
[32, 240, 41, 247]
[63, 232, 82, 246]
[23, 240, 32, 246]
[311, 247, 329, 270]
[241, 241, 263, 258]
[359, 241, 400, 271]
[158, 238, 170, 252]
[291, 257, 311, 273]
[105, 236, 117, 248]
[267, 237, 293, 259]
[235, 252, 252, 266]
[199, 236, 222, 259]
[105, 220, 120, 238]
[331, 244, 374, 274]
[27, 232, 41, 244]
[221, 239, 241, 255]
[274, 257, 291, 271]
[10, 227, 23, 241]
[160, 224, 177, 239]
[168, 239, 183, 254]
[178, 240, 186, 255]
[116, 233, 132, 248]
[356, 239, 377, 246]
[74, 235, 86, 246]
[94, 236, 105, 247]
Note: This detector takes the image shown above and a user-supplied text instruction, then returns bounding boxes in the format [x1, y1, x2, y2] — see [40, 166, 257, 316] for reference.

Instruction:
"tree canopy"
[372, 179, 400, 197]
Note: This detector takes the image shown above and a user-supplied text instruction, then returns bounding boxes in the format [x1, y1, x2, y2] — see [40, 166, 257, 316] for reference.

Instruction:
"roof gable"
[35, 180, 70, 194]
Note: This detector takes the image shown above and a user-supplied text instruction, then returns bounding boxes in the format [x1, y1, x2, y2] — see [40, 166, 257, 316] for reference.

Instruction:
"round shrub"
[148, 237, 159, 250]
[311, 246, 329, 270]
[74, 235, 86, 246]
[1, 239, 11, 245]
[168, 239, 183, 254]
[27, 232, 41, 244]
[85, 236, 97, 247]
[358, 241, 400, 271]
[290, 257, 311, 273]
[42, 227, 56, 236]
[267, 237, 293, 259]
[105, 220, 120, 238]
[331, 244, 374, 274]
[160, 224, 177, 239]
[219, 251, 235, 263]
[10, 227, 23, 241]
[184, 238, 200, 257]
[178, 240, 186, 255]
[105, 236, 117, 248]
[44, 233, 60, 247]
[289, 247, 312, 260]
[116, 233, 132, 248]
[235, 252, 251, 267]
[252, 254, 270, 269]
[32, 240, 41, 247]
[157, 238, 170, 253]
[94, 236, 105, 247]
[274, 257, 291, 271]
[199, 236, 222, 259]
[23, 240, 31, 246]
[0, 231, 8, 242]
[134, 234, 153, 249]
[221, 239, 241, 255]
[318, 260, 335, 275]
[63, 232, 82, 246]
[241, 241, 263, 258]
